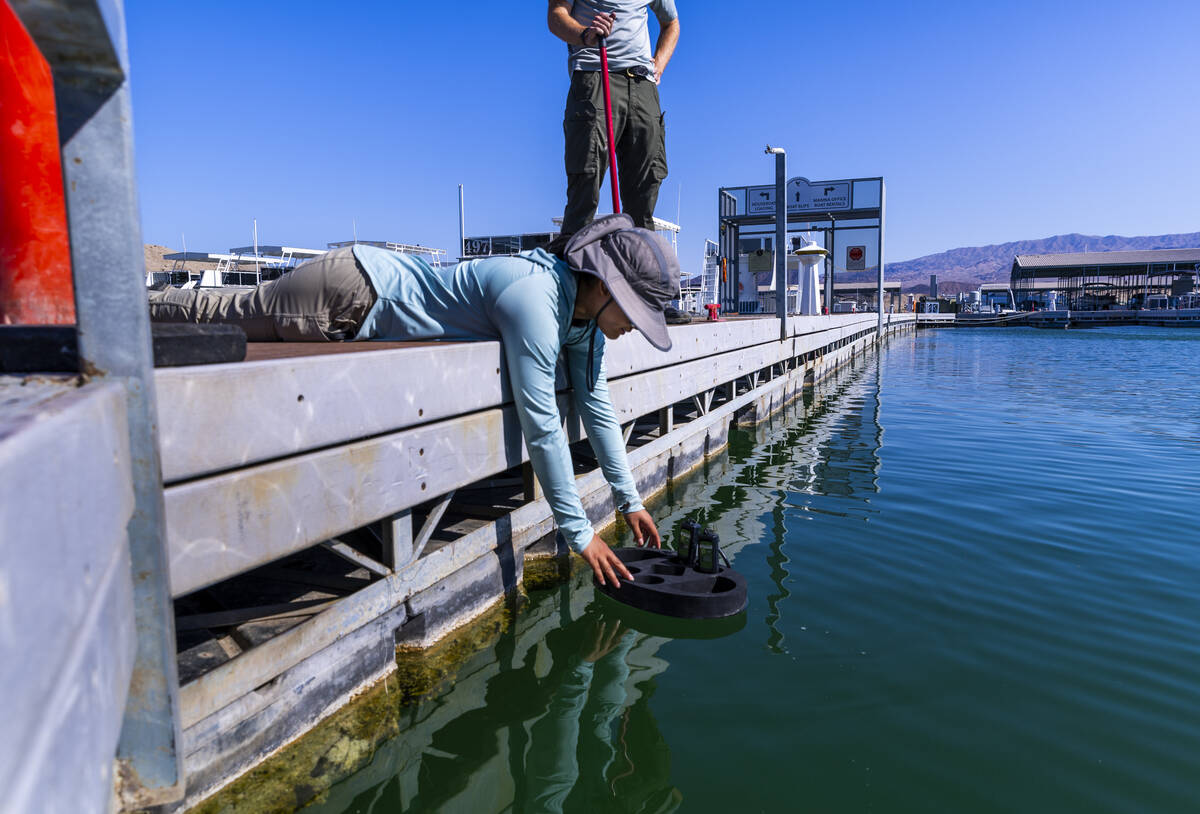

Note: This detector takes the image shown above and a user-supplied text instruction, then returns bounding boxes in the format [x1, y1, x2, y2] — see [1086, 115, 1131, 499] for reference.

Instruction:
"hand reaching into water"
[581, 535, 634, 587]
[624, 509, 661, 548]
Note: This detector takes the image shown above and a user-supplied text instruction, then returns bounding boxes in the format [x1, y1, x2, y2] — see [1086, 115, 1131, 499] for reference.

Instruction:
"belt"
[571, 68, 652, 82]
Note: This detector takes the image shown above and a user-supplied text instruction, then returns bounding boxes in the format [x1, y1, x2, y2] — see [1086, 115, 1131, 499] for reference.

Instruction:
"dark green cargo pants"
[561, 69, 667, 236]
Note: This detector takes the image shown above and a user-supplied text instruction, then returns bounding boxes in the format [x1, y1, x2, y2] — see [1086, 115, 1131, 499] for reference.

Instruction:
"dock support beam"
[768, 145, 788, 340]
[381, 493, 454, 571]
[521, 462, 543, 502]
[382, 510, 413, 570]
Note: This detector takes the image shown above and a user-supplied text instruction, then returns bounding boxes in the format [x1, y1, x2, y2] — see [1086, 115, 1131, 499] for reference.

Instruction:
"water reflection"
[307, 587, 681, 814]
[310, 357, 885, 814]
[306, 330, 1200, 814]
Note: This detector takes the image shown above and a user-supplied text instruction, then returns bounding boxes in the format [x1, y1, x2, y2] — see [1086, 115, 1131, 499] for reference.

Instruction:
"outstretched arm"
[493, 278, 634, 586]
[565, 332, 662, 549]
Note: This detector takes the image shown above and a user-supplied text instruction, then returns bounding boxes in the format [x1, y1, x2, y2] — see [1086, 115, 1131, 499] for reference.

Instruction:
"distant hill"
[147, 231, 1200, 293]
[144, 244, 221, 273]
[856, 231, 1200, 291]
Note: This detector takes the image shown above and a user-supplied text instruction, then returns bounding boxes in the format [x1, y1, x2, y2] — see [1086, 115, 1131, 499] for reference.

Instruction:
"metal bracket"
[322, 539, 391, 578]
[379, 489, 455, 571]
[411, 490, 453, 564]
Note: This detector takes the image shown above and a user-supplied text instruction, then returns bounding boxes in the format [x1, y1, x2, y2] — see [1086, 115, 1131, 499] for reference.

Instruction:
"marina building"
[461, 217, 681, 261]
[1010, 249, 1200, 310]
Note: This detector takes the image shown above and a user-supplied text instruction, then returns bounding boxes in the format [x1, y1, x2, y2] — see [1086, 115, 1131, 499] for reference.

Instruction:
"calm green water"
[310, 326, 1200, 814]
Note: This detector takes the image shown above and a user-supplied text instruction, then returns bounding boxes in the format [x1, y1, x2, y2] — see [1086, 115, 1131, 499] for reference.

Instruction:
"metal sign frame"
[718, 175, 886, 335]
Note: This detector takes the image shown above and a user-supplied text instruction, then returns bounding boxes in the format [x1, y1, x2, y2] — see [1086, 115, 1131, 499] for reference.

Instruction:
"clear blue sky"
[127, 0, 1200, 272]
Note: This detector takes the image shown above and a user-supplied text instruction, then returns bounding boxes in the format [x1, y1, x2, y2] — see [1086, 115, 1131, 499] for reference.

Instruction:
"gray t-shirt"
[566, 0, 678, 76]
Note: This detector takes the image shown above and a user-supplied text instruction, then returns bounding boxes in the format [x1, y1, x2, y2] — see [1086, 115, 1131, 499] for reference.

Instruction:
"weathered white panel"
[174, 327, 893, 801]
[0, 378, 136, 814]
[155, 314, 902, 483]
[155, 343, 508, 483]
[175, 343, 777, 726]
[163, 316, 913, 596]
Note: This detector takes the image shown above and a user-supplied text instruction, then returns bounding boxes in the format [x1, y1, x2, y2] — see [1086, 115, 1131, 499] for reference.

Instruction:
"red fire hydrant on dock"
[705, 303, 721, 322]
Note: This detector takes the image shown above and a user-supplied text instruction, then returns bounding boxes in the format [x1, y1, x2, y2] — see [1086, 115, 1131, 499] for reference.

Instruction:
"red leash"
[598, 38, 621, 214]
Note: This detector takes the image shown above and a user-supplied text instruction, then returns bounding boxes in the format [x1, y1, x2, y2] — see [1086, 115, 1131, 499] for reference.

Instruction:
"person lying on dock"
[149, 213, 679, 587]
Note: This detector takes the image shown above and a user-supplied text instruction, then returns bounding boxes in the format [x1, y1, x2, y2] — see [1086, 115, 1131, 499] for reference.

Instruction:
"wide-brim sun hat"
[563, 213, 681, 351]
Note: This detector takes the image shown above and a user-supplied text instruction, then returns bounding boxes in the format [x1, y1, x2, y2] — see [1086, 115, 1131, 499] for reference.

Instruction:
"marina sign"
[462, 232, 555, 258]
[745, 177, 853, 215]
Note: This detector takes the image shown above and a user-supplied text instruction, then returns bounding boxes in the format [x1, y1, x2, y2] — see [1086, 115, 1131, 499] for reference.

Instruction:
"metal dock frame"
[12, 0, 184, 806]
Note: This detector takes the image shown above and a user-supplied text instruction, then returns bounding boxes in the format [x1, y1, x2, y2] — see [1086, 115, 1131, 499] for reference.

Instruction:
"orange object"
[0, 1, 74, 324]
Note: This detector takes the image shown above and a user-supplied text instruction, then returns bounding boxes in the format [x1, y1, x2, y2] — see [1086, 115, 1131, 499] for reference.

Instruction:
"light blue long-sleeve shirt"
[351, 245, 643, 553]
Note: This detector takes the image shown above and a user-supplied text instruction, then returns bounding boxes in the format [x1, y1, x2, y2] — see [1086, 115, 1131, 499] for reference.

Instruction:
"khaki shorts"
[148, 247, 376, 341]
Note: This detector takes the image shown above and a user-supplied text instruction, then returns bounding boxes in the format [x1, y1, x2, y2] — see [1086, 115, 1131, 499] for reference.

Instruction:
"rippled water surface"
[310, 326, 1200, 813]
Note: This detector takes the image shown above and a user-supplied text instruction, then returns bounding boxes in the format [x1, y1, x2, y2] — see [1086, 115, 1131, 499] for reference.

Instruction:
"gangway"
[154, 245, 329, 288]
[228, 244, 327, 270]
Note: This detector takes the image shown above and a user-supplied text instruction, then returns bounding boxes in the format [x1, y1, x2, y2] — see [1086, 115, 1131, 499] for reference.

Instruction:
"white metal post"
[458, 184, 466, 259]
[878, 179, 886, 336]
[766, 146, 787, 339]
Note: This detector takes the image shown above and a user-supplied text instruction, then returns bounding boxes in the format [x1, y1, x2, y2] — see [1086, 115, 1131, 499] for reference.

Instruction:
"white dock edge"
[0, 378, 137, 814]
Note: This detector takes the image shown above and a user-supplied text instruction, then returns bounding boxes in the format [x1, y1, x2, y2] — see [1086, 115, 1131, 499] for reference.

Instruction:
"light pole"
[765, 146, 786, 340]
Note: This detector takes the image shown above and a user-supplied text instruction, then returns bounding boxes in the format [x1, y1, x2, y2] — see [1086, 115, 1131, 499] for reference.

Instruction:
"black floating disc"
[593, 547, 748, 620]
[594, 594, 747, 640]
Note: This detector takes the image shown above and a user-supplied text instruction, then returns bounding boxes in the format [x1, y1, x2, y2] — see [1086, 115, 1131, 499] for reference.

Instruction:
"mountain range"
[854, 231, 1200, 292]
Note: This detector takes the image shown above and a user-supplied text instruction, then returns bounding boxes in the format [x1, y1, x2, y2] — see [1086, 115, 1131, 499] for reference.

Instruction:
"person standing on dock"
[148, 215, 678, 588]
[547, 0, 679, 236]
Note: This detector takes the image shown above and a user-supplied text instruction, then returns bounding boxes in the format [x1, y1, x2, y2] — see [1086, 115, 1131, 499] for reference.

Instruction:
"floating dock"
[953, 309, 1200, 328]
[3, 309, 940, 810]
[1025, 308, 1200, 328]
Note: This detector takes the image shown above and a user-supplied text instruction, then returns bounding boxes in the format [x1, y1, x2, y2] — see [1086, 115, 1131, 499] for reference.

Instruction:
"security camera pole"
[765, 145, 786, 340]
